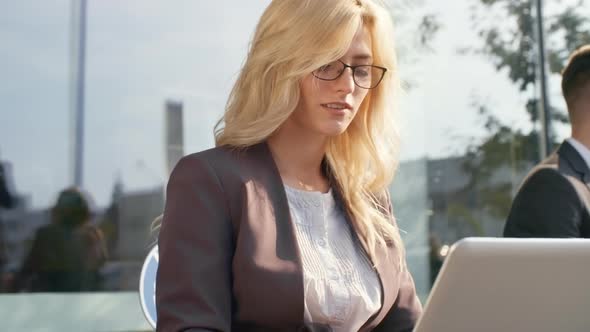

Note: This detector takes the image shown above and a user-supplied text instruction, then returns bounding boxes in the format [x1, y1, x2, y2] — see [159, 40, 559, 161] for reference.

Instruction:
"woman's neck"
[267, 126, 330, 192]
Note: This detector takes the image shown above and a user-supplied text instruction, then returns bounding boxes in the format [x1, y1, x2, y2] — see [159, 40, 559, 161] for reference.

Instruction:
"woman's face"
[290, 26, 373, 137]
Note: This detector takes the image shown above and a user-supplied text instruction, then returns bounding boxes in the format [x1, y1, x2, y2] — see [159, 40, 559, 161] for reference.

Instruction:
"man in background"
[0, 157, 15, 291]
[504, 45, 590, 238]
[0, 160, 13, 209]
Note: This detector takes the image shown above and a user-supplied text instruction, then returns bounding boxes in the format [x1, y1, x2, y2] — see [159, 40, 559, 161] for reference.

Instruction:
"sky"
[0, 0, 587, 208]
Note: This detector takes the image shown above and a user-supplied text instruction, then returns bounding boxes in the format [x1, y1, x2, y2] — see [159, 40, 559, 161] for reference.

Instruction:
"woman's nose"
[334, 68, 355, 93]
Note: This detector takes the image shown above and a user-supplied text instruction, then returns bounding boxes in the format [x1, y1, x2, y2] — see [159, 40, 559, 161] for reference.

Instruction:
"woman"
[156, 0, 422, 331]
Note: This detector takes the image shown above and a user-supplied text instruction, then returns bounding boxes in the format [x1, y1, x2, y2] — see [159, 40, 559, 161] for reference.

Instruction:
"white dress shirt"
[567, 138, 590, 170]
[284, 185, 381, 332]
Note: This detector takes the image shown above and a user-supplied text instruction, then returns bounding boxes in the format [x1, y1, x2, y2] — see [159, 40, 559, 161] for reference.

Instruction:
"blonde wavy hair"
[215, 0, 404, 266]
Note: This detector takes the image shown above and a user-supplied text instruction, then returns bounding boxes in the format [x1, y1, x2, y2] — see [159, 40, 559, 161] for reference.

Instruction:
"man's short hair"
[562, 45, 590, 112]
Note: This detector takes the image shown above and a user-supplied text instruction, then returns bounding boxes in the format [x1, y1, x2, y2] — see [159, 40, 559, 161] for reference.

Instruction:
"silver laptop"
[413, 237, 590, 332]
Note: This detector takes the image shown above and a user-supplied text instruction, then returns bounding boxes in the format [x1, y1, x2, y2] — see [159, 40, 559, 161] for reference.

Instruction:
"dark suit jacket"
[156, 142, 422, 332]
[504, 140, 590, 238]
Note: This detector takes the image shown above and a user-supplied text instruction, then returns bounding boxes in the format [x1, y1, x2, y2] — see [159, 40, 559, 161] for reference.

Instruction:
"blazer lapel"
[327, 166, 397, 330]
[559, 141, 590, 185]
[247, 142, 398, 328]
[242, 142, 305, 321]
[361, 242, 399, 330]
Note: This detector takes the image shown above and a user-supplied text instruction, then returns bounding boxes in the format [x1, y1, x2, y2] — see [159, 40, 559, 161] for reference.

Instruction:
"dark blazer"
[156, 142, 422, 332]
[504, 140, 590, 238]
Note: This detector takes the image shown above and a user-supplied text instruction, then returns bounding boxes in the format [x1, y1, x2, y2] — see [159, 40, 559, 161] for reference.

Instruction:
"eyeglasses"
[312, 60, 387, 89]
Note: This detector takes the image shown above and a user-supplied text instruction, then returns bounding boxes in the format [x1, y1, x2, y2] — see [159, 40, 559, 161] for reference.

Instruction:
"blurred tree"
[470, 0, 590, 126]
[390, 0, 441, 89]
[460, 0, 590, 223]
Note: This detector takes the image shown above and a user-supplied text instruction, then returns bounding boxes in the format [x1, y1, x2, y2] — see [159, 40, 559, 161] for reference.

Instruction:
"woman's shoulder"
[173, 142, 273, 180]
[181, 145, 237, 164]
[181, 143, 266, 166]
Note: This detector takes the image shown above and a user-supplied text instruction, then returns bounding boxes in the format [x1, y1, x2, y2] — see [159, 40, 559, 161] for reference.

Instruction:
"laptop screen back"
[413, 237, 590, 332]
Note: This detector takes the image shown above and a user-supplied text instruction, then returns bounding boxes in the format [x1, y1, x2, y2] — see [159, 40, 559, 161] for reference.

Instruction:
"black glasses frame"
[312, 60, 388, 89]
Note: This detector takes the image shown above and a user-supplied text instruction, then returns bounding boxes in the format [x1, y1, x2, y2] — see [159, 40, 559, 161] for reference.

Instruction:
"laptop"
[413, 237, 590, 332]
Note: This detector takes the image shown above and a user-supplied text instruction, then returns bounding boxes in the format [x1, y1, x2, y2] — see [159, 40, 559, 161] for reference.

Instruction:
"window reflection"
[0, 0, 588, 299]
[13, 188, 106, 292]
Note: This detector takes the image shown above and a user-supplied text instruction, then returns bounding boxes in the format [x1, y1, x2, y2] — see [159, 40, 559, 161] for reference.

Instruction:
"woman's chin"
[319, 124, 350, 137]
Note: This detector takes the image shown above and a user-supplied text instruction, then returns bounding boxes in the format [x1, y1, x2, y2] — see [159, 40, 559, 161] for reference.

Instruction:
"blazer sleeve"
[504, 168, 584, 238]
[373, 266, 423, 332]
[156, 156, 233, 332]
[373, 191, 423, 332]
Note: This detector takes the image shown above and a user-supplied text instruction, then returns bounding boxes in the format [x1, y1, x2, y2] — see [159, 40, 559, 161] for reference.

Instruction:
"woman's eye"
[356, 68, 370, 77]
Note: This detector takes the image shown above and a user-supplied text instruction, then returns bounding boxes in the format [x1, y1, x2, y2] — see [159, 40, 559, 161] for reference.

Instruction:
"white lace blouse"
[284, 186, 382, 331]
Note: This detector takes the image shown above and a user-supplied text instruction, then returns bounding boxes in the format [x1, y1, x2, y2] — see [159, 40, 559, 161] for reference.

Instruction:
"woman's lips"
[321, 103, 351, 116]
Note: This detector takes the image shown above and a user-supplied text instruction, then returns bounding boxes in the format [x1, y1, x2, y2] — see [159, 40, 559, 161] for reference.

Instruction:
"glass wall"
[393, 0, 590, 295]
[0, 0, 588, 316]
[0, 0, 72, 292]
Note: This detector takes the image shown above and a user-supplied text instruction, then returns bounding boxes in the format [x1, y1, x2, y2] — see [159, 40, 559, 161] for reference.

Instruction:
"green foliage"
[475, 0, 536, 91]
[461, 103, 539, 219]
[418, 14, 441, 48]
[458, 0, 590, 222]
[547, 4, 590, 73]
[470, 0, 590, 123]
